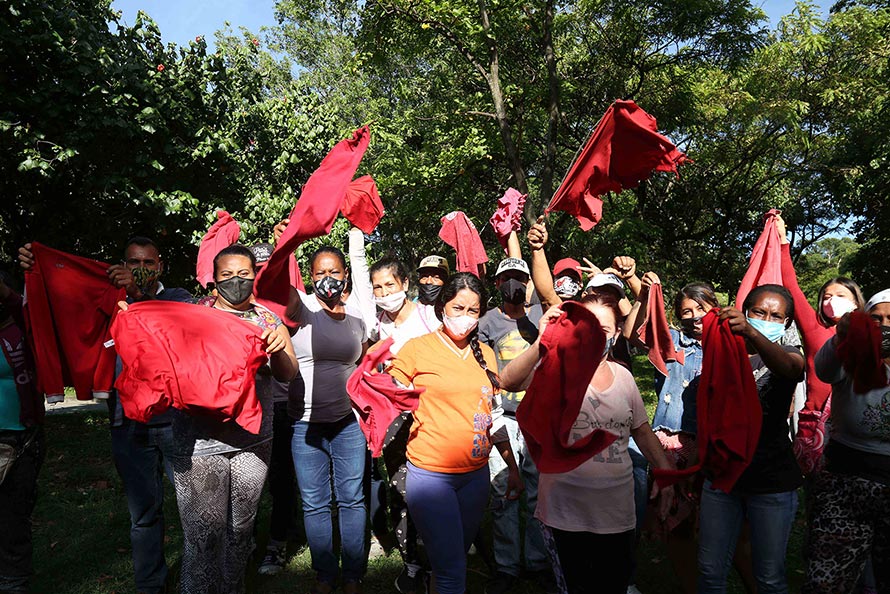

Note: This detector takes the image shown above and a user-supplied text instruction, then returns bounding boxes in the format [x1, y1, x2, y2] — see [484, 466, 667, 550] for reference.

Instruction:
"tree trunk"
[538, 0, 560, 223]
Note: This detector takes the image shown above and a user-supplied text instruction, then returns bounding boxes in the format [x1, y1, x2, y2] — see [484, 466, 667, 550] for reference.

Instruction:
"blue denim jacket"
[651, 328, 703, 434]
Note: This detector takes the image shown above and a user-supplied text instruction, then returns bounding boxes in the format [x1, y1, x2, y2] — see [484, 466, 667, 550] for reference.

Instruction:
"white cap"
[865, 289, 890, 312]
[585, 272, 625, 293]
[495, 258, 530, 277]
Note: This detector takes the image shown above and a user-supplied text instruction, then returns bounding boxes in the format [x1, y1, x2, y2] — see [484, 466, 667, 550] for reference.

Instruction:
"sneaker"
[257, 546, 286, 576]
[627, 585, 643, 594]
[485, 571, 516, 594]
[395, 565, 426, 594]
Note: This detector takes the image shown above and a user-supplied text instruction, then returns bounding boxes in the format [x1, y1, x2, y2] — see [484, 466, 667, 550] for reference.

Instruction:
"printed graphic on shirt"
[493, 329, 536, 406]
[862, 390, 890, 441]
[1, 337, 32, 386]
[471, 386, 494, 459]
[571, 395, 632, 464]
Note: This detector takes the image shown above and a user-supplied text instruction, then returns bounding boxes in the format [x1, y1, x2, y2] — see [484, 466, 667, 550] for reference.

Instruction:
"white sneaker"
[257, 546, 286, 576]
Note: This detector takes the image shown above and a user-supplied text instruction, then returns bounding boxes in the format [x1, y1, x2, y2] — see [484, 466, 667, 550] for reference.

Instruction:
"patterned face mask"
[881, 325, 890, 358]
[314, 275, 346, 302]
[131, 267, 160, 293]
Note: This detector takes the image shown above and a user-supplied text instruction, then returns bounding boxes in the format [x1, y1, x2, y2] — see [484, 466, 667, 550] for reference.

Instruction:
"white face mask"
[443, 313, 479, 339]
[375, 290, 406, 314]
[822, 295, 856, 320]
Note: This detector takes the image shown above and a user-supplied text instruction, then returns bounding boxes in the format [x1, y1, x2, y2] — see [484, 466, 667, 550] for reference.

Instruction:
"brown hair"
[816, 277, 865, 328]
[580, 290, 624, 327]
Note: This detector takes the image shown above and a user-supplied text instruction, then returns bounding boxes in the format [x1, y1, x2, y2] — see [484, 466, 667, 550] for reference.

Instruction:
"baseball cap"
[495, 258, 530, 277]
[249, 243, 274, 267]
[418, 255, 450, 275]
[865, 289, 890, 312]
[552, 257, 581, 278]
[585, 273, 625, 293]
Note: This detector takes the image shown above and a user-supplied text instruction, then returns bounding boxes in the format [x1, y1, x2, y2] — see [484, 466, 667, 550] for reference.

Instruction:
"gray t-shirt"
[288, 291, 367, 423]
[478, 305, 542, 414]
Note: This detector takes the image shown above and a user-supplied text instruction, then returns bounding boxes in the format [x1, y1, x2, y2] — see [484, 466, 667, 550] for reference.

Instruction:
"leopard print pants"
[802, 469, 890, 594]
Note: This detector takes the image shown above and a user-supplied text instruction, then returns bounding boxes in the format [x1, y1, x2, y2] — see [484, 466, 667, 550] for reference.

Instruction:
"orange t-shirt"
[388, 329, 500, 473]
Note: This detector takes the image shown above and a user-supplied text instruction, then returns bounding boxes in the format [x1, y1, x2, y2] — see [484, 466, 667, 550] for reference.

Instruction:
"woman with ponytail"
[388, 272, 523, 594]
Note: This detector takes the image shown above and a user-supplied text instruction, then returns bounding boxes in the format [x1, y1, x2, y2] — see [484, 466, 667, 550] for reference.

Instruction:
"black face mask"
[881, 325, 890, 358]
[679, 315, 704, 337]
[499, 278, 526, 305]
[417, 283, 442, 305]
[315, 275, 346, 302]
[216, 276, 254, 305]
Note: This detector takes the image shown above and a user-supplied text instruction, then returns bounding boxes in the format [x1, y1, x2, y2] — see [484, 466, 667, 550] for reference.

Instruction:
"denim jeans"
[627, 439, 649, 585]
[110, 419, 176, 594]
[291, 415, 367, 584]
[488, 415, 548, 577]
[698, 481, 798, 594]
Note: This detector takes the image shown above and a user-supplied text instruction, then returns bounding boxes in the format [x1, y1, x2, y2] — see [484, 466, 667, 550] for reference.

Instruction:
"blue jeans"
[407, 463, 490, 594]
[291, 415, 367, 584]
[627, 439, 649, 585]
[488, 415, 548, 577]
[110, 420, 176, 594]
[698, 481, 798, 594]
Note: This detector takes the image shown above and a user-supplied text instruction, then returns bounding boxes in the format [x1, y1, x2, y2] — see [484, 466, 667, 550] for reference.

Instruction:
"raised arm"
[777, 216, 822, 341]
[527, 218, 562, 310]
[500, 305, 563, 391]
[346, 226, 376, 340]
[624, 271, 660, 346]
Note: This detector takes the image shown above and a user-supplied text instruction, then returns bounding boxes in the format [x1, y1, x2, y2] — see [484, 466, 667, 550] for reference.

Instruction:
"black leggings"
[549, 527, 634, 594]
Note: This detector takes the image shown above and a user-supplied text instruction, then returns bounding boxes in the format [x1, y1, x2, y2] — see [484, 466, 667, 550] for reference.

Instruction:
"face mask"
[554, 276, 581, 299]
[443, 314, 478, 339]
[746, 316, 786, 343]
[679, 315, 704, 337]
[417, 283, 442, 305]
[216, 276, 254, 305]
[499, 278, 526, 305]
[881, 326, 890, 358]
[131, 267, 160, 293]
[603, 336, 616, 359]
[822, 296, 856, 320]
[314, 275, 346, 302]
[375, 290, 406, 313]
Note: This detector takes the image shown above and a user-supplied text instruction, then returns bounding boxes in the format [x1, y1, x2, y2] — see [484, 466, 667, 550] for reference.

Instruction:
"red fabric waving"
[734, 209, 783, 308]
[254, 126, 371, 322]
[654, 310, 762, 492]
[196, 211, 241, 288]
[546, 100, 688, 231]
[516, 301, 619, 473]
[438, 211, 488, 277]
[836, 311, 887, 394]
[489, 188, 527, 249]
[347, 337, 424, 458]
[111, 300, 268, 433]
[23, 242, 124, 402]
[340, 175, 384, 234]
[637, 283, 685, 376]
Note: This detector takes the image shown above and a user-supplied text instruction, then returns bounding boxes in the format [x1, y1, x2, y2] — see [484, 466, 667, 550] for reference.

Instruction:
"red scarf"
[637, 283, 685, 376]
[734, 209, 782, 307]
[836, 311, 887, 393]
[489, 188, 527, 250]
[340, 175, 384, 234]
[196, 211, 241, 289]
[438, 211, 488, 277]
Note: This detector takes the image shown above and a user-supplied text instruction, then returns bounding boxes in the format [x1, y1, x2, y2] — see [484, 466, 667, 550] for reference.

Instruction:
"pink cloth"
[637, 283, 685, 376]
[734, 209, 783, 308]
[254, 126, 371, 323]
[196, 211, 241, 289]
[340, 175, 384, 234]
[546, 100, 688, 231]
[347, 337, 424, 457]
[489, 188, 527, 249]
[438, 211, 488, 277]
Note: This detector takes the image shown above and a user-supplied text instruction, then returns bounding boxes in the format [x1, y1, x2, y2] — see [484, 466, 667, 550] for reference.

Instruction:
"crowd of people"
[0, 208, 888, 594]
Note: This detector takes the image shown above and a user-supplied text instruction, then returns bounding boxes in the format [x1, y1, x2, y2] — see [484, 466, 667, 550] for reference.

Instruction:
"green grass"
[31, 364, 806, 593]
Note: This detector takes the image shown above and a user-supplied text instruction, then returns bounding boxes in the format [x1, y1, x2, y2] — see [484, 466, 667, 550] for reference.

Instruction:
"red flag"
[546, 100, 688, 230]
[255, 126, 371, 323]
[196, 211, 241, 289]
[734, 209, 783, 308]
[340, 175, 384, 234]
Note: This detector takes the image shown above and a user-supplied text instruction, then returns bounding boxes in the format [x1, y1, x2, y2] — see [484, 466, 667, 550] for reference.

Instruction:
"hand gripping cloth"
[734, 209, 783, 308]
[637, 282, 685, 376]
[489, 188, 527, 249]
[438, 211, 488, 277]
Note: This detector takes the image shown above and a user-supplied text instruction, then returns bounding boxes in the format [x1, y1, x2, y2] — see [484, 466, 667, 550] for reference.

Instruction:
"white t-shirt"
[372, 302, 440, 355]
[288, 291, 367, 423]
[536, 362, 648, 534]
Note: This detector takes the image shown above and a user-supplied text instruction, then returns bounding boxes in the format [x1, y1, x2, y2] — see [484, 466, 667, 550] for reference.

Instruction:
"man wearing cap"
[415, 255, 449, 305]
[552, 258, 583, 301]
[478, 257, 552, 594]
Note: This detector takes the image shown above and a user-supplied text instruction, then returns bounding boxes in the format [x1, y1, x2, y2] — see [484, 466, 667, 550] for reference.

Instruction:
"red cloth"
[654, 310, 762, 492]
[111, 300, 268, 433]
[0, 291, 43, 426]
[637, 283, 685, 376]
[196, 211, 241, 289]
[23, 242, 124, 402]
[545, 100, 688, 231]
[489, 188, 527, 249]
[734, 209, 783, 308]
[340, 175, 384, 234]
[347, 337, 424, 458]
[836, 311, 887, 394]
[516, 301, 619, 473]
[438, 211, 488, 277]
[254, 126, 371, 322]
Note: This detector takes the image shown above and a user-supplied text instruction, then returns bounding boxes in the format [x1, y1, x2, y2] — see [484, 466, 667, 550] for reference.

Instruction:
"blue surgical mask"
[746, 316, 786, 343]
